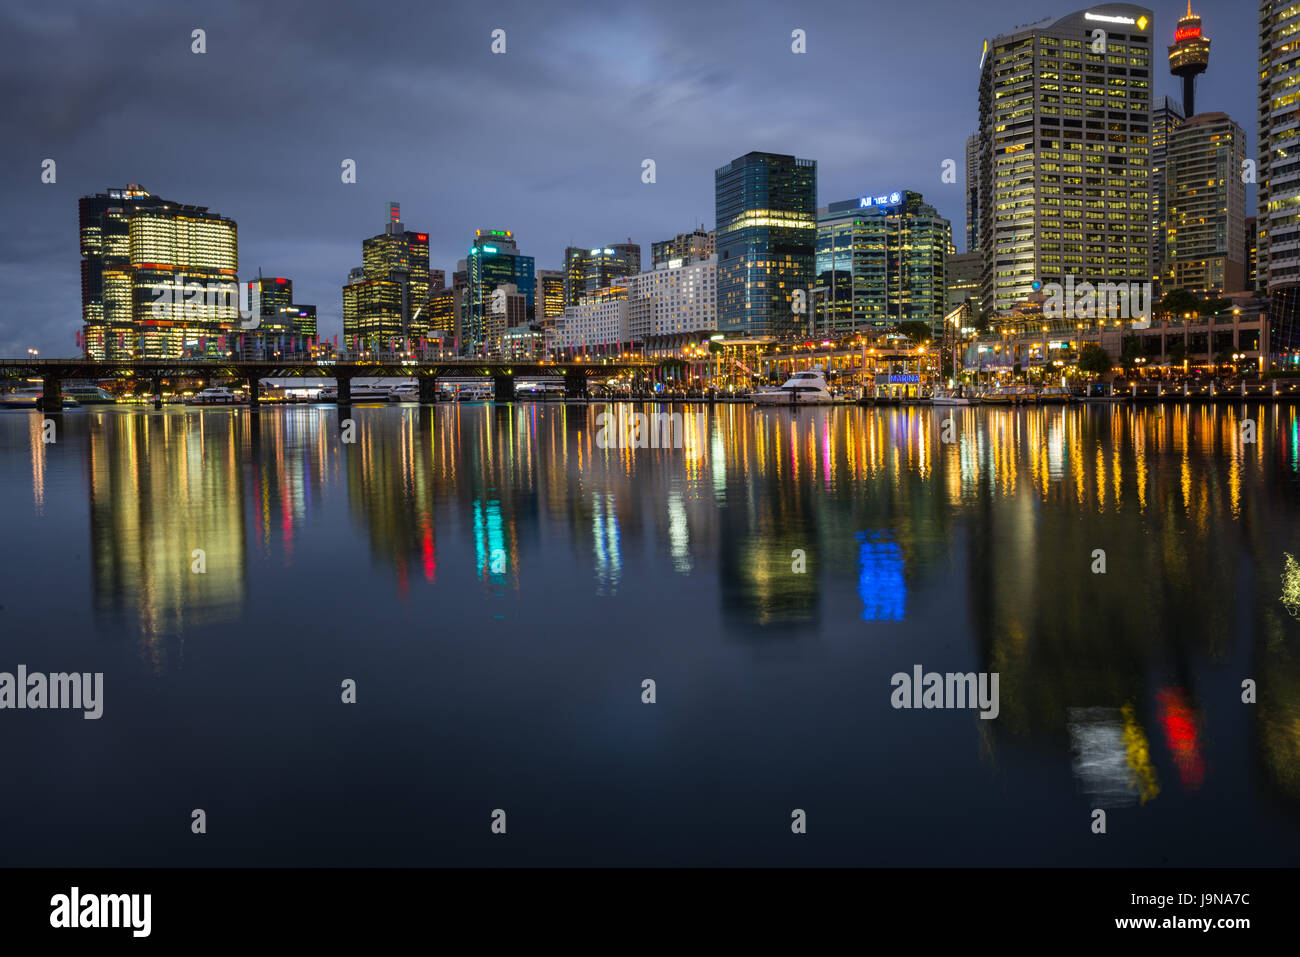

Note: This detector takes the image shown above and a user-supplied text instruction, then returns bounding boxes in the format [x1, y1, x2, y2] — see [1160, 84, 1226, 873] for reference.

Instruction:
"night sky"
[0, 0, 1257, 356]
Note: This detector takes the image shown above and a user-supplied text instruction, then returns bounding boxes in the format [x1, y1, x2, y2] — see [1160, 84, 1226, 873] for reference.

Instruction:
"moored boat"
[0, 387, 81, 410]
[1038, 386, 1074, 404]
[749, 370, 834, 405]
[981, 384, 1038, 405]
[184, 386, 244, 406]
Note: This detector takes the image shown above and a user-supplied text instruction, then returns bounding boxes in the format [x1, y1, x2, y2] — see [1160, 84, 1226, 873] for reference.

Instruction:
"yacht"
[749, 370, 834, 406]
[931, 388, 978, 407]
[185, 386, 244, 406]
[347, 382, 393, 401]
[63, 384, 117, 405]
[387, 383, 420, 402]
[981, 384, 1038, 406]
[318, 382, 391, 401]
[0, 387, 80, 409]
[1038, 386, 1074, 404]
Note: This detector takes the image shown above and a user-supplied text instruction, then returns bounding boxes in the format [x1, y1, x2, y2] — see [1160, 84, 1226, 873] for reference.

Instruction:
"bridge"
[0, 357, 659, 410]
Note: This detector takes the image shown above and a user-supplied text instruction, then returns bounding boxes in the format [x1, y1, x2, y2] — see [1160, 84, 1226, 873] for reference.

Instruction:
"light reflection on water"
[1, 400, 1298, 865]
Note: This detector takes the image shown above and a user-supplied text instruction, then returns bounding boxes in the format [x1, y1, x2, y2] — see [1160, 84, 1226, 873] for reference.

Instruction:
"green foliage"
[897, 321, 932, 344]
[1078, 343, 1111, 376]
[1160, 288, 1200, 317]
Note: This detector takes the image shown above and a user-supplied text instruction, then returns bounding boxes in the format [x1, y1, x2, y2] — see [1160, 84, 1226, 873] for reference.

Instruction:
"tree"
[1198, 298, 1232, 317]
[897, 321, 932, 344]
[1160, 288, 1200, 318]
[1078, 343, 1111, 377]
[1167, 339, 1187, 365]
[1120, 334, 1143, 373]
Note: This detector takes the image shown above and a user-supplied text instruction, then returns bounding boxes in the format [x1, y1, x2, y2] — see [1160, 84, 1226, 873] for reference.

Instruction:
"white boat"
[1038, 386, 1074, 404]
[749, 370, 834, 405]
[387, 383, 420, 401]
[347, 383, 392, 401]
[319, 382, 390, 401]
[931, 389, 978, 406]
[63, 384, 116, 404]
[455, 384, 494, 402]
[0, 387, 80, 409]
[185, 386, 244, 406]
[981, 384, 1038, 406]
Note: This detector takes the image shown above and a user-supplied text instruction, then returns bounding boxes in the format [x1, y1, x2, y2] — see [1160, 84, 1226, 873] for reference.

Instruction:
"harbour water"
[1, 401, 1298, 866]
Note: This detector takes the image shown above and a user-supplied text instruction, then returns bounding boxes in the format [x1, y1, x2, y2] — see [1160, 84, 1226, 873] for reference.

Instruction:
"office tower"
[946, 252, 983, 317]
[1261, 1, 1300, 295]
[965, 133, 981, 254]
[651, 227, 715, 267]
[292, 304, 317, 339]
[1151, 97, 1185, 291]
[715, 151, 817, 339]
[466, 229, 535, 355]
[978, 5, 1154, 321]
[246, 276, 294, 331]
[342, 203, 431, 347]
[1164, 112, 1246, 295]
[622, 255, 718, 352]
[1246, 217, 1258, 294]
[536, 269, 566, 330]
[426, 286, 463, 348]
[815, 191, 950, 336]
[79, 184, 238, 359]
[430, 269, 446, 291]
[1168, 2, 1210, 119]
[563, 244, 640, 305]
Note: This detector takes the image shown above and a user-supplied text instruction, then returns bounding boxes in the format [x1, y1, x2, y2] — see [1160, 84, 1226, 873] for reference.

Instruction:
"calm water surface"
[1, 401, 1299, 866]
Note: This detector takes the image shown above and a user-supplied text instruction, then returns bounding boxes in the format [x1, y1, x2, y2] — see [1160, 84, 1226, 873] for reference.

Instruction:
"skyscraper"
[815, 190, 951, 336]
[1163, 112, 1246, 296]
[79, 185, 239, 359]
[651, 227, 715, 267]
[715, 151, 817, 339]
[1246, 216, 1258, 294]
[342, 203, 431, 348]
[1168, 2, 1210, 119]
[1151, 96, 1185, 292]
[536, 269, 566, 330]
[244, 276, 316, 354]
[965, 133, 981, 254]
[1260, 2, 1300, 294]
[466, 229, 534, 355]
[563, 244, 640, 305]
[978, 5, 1154, 321]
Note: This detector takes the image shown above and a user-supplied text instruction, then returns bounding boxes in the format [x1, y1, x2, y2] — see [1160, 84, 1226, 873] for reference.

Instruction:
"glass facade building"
[536, 269, 566, 330]
[342, 204, 431, 348]
[815, 191, 951, 336]
[563, 244, 640, 305]
[715, 151, 817, 339]
[1260, 1, 1300, 293]
[466, 230, 535, 355]
[79, 185, 239, 360]
[1151, 96, 1185, 292]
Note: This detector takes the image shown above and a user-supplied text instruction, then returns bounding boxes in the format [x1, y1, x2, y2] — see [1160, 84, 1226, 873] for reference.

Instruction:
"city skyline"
[0, 1, 1258, 356]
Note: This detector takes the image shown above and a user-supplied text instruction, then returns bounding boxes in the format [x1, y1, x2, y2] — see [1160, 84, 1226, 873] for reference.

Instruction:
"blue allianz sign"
[860, 191, 903, 209]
